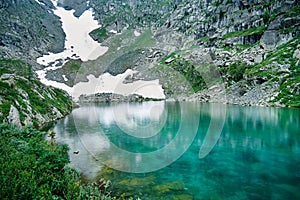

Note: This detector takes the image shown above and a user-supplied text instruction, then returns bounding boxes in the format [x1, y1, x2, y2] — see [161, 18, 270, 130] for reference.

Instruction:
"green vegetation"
[0, 124, 77, 199]
[243, 34, 300, 107]
[81, 29, 155, 78]
[148, 63, 191, 96]
[223, 26, 267, 39]
[262, 11, 271, 24]
[63, 59, 82, 72]
[154, 49, 224, 96]
[60, 59, 83, 85]
[0, 59, 33, 79]
[276, 75, 300, 107]
[199, 36, 210, 43]
[0, 59, 73, 127]
[160, 52, 207, 92]
[221, 61, 250, 84]
[102, 29, 155, 57]
[235, 44, 252, 50]
[283, 5, 300, 17]
[103, 15, 117, 25]
[89, 27, 110, 42]
[0, 124, 117, 200]
[218, 34, 297, 107]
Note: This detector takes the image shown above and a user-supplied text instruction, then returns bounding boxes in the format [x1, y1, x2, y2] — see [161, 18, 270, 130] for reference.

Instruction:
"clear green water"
[54, 102, 300, 200]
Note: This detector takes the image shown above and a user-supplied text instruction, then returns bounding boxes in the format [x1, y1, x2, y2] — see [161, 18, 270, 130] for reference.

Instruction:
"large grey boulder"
[261, 30, 280, 50]
[7, 105, 22, 128]
[293, 49, 300, 60]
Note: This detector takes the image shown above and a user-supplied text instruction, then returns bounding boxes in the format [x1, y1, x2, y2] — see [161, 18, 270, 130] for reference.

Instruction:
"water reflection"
[53, 102, 300, 199]
[100, 101, 167, 138]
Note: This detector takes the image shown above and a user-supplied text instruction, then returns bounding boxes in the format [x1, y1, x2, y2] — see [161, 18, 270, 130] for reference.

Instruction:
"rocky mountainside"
[0, 0, 73, 127]
[0, 0, 299, 108]
[0, 0, 65, 67]
[50, 0, 299, 107]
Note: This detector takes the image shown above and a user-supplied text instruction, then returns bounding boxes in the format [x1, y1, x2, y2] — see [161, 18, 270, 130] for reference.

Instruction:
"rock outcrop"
[7, 105, 22, 128]
[79, 93, 162, 103]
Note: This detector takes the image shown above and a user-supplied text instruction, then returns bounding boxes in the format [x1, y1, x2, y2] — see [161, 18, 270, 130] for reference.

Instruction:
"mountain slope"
[0, 0, 299, 108]
[0, 0, 65, 67]
[85, 0, 299, 107]
[0, 0, 73, 127]
[0, 58, 73, 127]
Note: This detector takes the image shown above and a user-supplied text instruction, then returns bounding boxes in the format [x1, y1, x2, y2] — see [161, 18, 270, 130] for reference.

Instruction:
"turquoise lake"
[53, 102, 300, 200]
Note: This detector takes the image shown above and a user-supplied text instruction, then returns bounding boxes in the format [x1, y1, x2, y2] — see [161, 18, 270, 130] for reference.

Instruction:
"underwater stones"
[275, 184, 300, 199]
[118, 176, 156, 187]
[153, 181, 185, 194]
[98, 166, 114, 180]
[171, 194, 193, 200]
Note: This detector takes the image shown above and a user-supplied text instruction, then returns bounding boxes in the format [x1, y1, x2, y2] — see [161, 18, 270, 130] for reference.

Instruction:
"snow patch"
[37, 0, 108, 66]
[34, 0, 46, 6]
[109, 29, 118, 34]
[62, 75, 68, 81]
[37, 69, 165, 101]
[36, 0, 165, 101]
[134, 30, 141, 37]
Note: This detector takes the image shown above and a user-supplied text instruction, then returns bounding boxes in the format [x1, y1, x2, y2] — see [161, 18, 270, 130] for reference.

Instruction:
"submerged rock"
[172, 194, 193, 200]
[118, 175, 156, 187]
[153, 181, 185, 194]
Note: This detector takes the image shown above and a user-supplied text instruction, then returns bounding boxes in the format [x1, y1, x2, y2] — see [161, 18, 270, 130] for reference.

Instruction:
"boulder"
[7, 105, 22, 128]
[254, 54, 263, 63]
[293, 49, 300, 60]
[261, 30, 280, 50]
[153, 181, 185, 194]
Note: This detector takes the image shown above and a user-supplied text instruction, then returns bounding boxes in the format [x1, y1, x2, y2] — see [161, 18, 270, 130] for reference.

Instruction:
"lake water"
[53, 102, 300, 200]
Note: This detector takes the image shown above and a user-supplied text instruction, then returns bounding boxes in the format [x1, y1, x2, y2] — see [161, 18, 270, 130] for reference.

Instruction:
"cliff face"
[0, 0, 65, 67]
[85, 0, 299, 51]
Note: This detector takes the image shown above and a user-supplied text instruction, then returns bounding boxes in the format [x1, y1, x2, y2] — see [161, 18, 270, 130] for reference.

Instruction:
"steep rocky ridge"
[0, 0, 65, 67]
[56, 0, 89, 17]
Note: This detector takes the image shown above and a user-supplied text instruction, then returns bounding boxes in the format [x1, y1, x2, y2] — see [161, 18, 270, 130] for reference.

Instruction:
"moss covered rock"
[153, 181, 185, 194]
